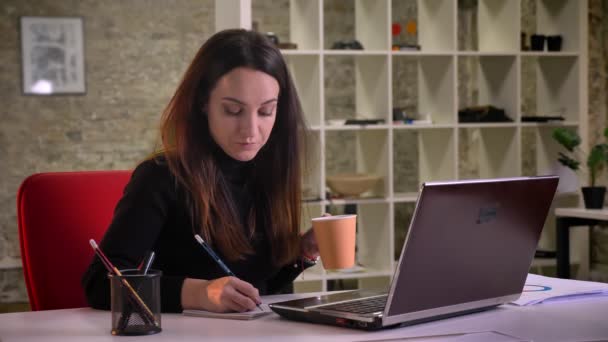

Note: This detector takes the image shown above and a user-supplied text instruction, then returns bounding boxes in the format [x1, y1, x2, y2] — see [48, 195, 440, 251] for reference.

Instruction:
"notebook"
[183, 304, 273, 320]
[269, 176, 559, 330]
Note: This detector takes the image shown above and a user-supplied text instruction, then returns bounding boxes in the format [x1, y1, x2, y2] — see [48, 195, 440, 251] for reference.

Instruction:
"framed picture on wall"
[20, 16, 86, 95]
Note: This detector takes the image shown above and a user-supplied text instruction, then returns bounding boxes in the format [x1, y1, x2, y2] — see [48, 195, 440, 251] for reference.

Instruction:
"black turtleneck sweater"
[81, 152, 308, 313]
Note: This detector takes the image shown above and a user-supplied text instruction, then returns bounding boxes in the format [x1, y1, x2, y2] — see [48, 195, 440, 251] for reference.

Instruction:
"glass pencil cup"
[109, 269, 162, 336]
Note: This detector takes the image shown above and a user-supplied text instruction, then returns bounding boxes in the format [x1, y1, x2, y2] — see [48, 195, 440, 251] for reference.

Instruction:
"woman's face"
[207, 67, 279, 162]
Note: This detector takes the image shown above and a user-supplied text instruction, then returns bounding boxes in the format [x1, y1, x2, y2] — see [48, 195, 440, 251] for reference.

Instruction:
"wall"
[0, 0, 215, 303]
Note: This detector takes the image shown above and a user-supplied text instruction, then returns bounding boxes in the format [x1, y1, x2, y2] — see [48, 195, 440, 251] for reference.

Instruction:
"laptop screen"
[386, 176, 558, 317]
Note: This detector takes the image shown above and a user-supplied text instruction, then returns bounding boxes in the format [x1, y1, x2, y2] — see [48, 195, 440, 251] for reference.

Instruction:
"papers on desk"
[182, 304, 273, 320]
[511, 273, 608, 306]
[357, 331, 529, 342]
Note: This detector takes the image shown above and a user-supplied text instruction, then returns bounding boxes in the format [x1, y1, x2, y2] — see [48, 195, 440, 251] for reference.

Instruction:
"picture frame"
[20, 16, 86, 95]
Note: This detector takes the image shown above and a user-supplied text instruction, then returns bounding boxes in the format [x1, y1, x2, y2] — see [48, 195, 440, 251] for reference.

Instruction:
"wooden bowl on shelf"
[326, 173, 381, 197]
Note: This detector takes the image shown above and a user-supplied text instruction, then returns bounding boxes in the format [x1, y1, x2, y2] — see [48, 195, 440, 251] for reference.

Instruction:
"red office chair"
[17, 170, 132, 311]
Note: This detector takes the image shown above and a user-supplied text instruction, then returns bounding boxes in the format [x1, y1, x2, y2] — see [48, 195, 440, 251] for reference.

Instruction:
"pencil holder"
[109, 269, 162, 336]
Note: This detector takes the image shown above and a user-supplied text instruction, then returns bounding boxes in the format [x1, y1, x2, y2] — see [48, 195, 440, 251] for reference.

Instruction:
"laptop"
[269, 176, 559, 330]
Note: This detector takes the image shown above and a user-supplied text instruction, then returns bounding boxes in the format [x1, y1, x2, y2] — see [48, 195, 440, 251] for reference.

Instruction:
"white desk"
[1, 291, 608, 342]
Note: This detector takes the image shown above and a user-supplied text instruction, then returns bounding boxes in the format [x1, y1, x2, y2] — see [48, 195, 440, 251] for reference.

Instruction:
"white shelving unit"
[220, 0, 589, 290]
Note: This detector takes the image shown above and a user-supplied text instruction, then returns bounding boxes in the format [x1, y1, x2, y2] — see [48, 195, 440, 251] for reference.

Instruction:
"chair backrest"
[17, 170, 132, 311]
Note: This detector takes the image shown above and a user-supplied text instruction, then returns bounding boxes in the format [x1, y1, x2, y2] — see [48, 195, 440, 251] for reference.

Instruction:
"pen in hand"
[194, 234, 263, 312]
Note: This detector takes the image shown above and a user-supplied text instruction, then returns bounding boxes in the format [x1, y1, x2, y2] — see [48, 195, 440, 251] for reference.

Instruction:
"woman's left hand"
[300, 228, 319, 260]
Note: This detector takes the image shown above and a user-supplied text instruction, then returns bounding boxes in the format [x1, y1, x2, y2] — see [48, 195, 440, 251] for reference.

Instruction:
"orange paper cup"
[311, 214, 356, 270]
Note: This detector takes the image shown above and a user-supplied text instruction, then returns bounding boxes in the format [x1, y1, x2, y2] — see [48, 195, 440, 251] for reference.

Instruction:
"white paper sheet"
[356, 331, 529, 342]
[511, 273, 608, 306]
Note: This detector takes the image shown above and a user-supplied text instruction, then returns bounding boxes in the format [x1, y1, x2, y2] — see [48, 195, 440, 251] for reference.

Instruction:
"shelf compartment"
[475, 0, 520, 52]
[318, 202, 391, 277]
[252, 0, 320, 51]
[300, 203, 324, 234]
[391, 0, 456, 52]
[394, 128, 456, 194]
[290, 0, 321, 50]
[394, 202, 416, 262]
[323, 0, 389, 51]
[418, 0, 456, 52]
[285, 54, 322, 126]
[324, 54, 389, 123]
[357, 276, 392, 290]
[325, 130, 389, 198]
[522, 126, 580, 194]
[536, 0, 581, 53]
[458, 127, 520, 179]
[521, 55, 579, 122]
[302, 130, 322, 200]
[324, 197, 389, 206]
[392, 192, 419, 203]
[355, 203, 392, 271]
[458, 55, 518, 123]
[393, 55, 456, 125]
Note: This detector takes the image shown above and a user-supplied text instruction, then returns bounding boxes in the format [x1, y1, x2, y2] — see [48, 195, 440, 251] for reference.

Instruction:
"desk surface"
[1, 292, 608, 342]
[555, 207, 608, 220]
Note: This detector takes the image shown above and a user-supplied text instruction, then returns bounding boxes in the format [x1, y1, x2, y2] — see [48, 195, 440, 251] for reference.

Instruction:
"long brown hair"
[159, 29, 306, 266]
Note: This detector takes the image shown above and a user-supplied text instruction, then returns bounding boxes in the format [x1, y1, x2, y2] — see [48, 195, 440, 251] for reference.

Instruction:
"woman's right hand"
[182, 277, 261, 313]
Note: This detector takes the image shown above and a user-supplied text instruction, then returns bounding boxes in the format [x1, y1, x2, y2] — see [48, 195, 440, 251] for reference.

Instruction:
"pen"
[194, 234, 263, 312]
[139, 251, 156, 275]
[89, 239, 159, 327]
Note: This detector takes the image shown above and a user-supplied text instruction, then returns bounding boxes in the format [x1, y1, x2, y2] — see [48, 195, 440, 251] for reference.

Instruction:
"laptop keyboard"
[320, 295, 387, 314]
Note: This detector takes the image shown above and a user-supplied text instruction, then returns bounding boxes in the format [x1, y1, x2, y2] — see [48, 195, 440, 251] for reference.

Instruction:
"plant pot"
[546, 35, 563, 51]
[530, 34, 545, 51]
[581, 186, 606, 209]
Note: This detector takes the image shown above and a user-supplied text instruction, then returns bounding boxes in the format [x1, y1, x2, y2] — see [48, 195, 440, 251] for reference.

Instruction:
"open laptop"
[269, 176, 559, 330]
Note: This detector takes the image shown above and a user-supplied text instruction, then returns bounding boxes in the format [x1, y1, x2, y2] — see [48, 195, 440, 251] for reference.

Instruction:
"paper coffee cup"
[311, 214, 356, 270]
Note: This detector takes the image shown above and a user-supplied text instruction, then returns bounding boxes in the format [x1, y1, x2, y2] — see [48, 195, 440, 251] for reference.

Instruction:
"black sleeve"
[266, 257, 316, 294]
[81, 159, 186, 313]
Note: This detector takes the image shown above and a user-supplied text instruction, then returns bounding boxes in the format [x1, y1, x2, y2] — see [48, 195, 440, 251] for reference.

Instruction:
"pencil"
[89, 239, 159, 327]
[118, 251, 157, 330]
[194, 234, 263, 312]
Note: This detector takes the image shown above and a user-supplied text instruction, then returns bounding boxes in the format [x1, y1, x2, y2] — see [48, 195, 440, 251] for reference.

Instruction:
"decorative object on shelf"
[392, 107, 407, 123]
[521, 32, 529, 51]
[391, 23, 401, 51]
[344, 118, 385, 125]
[392, 108, 422, 124]
[521, 116, 565, 123]
[405, 19, 417, 37]
[263, 32, 297, 50]
[264, 32, 279, 45]
[277, 42, 297, 49]
[326, 173, 381, 197]
[458, 105, 512, 123]
[326, 119, 346, 126]
[398, 44, 421, 51]
[546, 35, 563, 51]
[331, 40, 364, 50]
[552, 127, 608, 209]
[391, 20, 420, 51]
[20, 16, 86, 95]
[530, 34, 546, 51]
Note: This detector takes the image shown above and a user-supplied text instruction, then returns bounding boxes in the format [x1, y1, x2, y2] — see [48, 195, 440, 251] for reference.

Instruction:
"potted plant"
[552, 127, 608, 208]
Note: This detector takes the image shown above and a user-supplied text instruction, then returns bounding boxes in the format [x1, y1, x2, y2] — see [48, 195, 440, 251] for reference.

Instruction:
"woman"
[82, 29, 319, 313]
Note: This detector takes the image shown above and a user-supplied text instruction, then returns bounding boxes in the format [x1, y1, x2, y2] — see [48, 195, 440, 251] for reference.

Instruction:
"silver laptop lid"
[383, 176, 558, 325]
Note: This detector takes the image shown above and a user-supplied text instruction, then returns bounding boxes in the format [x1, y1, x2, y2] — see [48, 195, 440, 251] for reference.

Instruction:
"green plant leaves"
[552, 128, 581, 152]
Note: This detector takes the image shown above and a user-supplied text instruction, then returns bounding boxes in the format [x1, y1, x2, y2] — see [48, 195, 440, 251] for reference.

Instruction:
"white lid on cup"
[311, 214, 356, 221]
